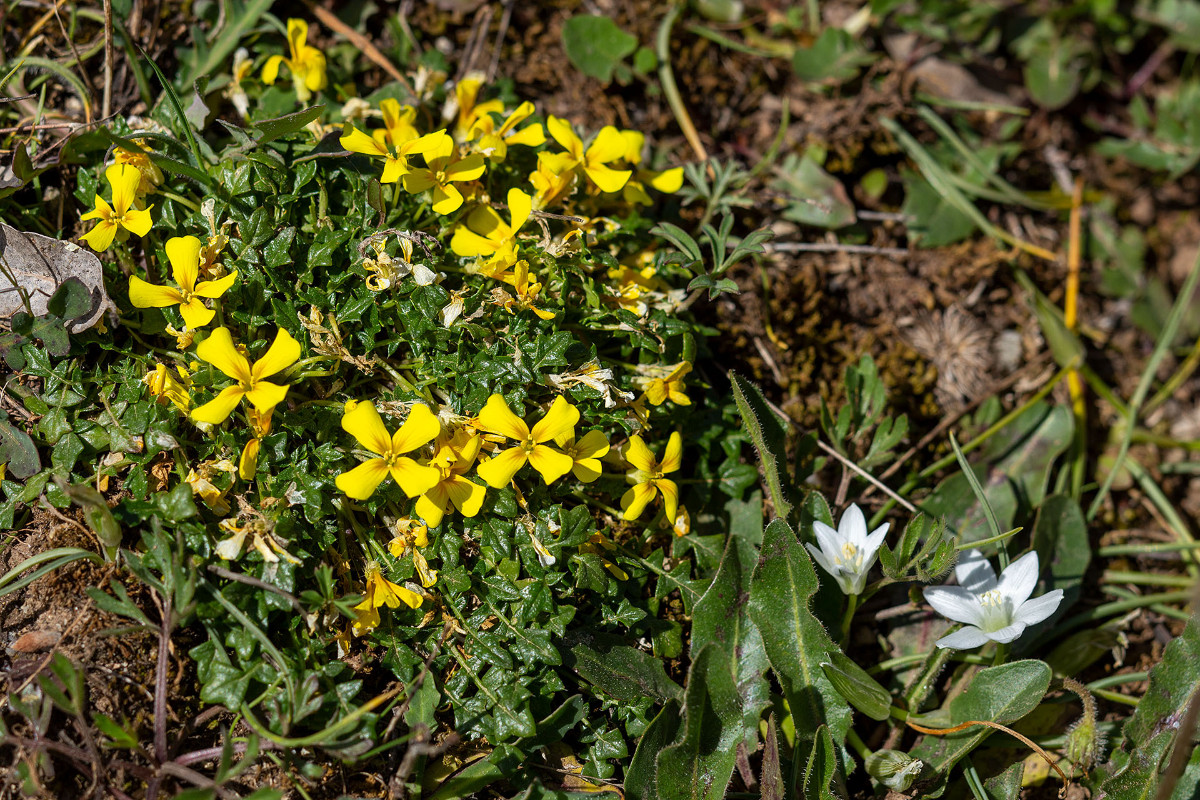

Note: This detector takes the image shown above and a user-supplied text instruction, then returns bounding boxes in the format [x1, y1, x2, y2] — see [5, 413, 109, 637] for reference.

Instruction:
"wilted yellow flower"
[352, 561, 423, 633]
[113, 142, 163, 195]
[640, 361, 692, 406]
[496, 261, 554, 320]
[144, 363, 191, 414]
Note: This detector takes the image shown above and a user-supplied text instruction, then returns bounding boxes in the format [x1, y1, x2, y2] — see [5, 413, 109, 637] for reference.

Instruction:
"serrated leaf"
[748, 519, 851, 745]
[0, 418, 39, 479]
[565, 632, 682, 704]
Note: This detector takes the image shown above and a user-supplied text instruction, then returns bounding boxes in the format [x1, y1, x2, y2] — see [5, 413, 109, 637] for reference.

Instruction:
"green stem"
[903, 645, 955, 712]
[656, 4, 708, 164]
[840, 593, 859, 649]
[991, 642, 1009, 667]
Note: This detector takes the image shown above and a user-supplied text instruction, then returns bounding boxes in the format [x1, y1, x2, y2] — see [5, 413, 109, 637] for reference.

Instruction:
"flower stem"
[991, 642, 1010, 666]
[840, 593, 859, 648]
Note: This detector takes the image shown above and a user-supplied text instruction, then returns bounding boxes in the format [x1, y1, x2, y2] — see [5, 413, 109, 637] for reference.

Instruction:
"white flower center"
[836, 542, 863, 573]
[977, 589, 1014, 632]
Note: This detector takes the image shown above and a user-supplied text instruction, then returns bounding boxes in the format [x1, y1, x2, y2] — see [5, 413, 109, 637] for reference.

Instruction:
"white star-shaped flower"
[805, 504, 890, 595]
[924, 549, 1063, 649]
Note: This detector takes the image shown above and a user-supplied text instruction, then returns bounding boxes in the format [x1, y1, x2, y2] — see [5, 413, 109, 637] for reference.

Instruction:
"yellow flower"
[402, 135, 487, 214]
[128, 236, 238, 328]
[191, 327, 301, 424]
[262, 19, 327, 102]
[340, 127, 449, 184]
[144, 363, 191, 414]
[621, 432, 682, 521]
[80, 164, 154, 251]
[415, 429, 487, 527]
[475, 394, 579, 487]
[352, 561, 423, 633]
[113, 142, 163, 195]
[185, 460, 236, 515]
[555, 429, 610, 483]
[335, 401, 441, 500]
[618, 130, 683, 205]
[238, 406, 273, 480]
[498, 260, 555, 320]
[642, 361, 692, 406]
[546, 116, 632, 193]
[450, 187, 532, 273]
[452, 76, 504, 141]
[469, 101, 547, 161]
[529, 151, 578, 209]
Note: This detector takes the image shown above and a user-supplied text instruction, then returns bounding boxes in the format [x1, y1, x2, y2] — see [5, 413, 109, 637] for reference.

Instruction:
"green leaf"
[772, 153, 856, 229]
[54, 478, 122, 560]
[1023, 43, 1084, 110]
[1028, 495, 1088, 628]
[910, 660, 1052, 781]
[691, 536, 770, 750]
[655, 646, 740, 800]
[748, 519, 851, 746]
[901, 173, 977, 247]
[730, 373, 795, 522]
[565, 633, 682, 704]
[561, 15, 638, 83]
[820, 652, 892, 721]
[94, 713, 139, 749]
[0, 418, 40, 479]
[1098, 616, 1200, 799]
[625, 700, 681, 800]
[792, 28, 874, 83]
[253, 105, 326, 145]
[801, 723, 839, 800]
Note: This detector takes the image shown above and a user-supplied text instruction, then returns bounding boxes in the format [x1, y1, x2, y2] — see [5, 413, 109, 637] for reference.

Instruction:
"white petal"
[863, 522, 890, 559]
[955, 549, 997, 593]
[813, 520, 841, 559]
[935, 626, 991, 650]
[984, 622, 1027, 644]
[840, 503, 868, 546]
[924, 586, 985, 627]
[1014, 590, 1063, 627]
[996, 551, 1040, 606]
[805, 542, 838, 580]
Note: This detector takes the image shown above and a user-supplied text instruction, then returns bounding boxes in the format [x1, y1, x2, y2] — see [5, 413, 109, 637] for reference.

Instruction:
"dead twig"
[305, 2, 413, 93]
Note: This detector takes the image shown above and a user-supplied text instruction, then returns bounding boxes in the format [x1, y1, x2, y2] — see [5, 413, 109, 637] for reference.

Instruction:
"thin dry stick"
[51, 0, 94, 123]
[102, 0, 114, 120]
[306, 2, 413, 93]
[486, 0, 515, 83]
[765, 241, 909, 257]
[906, 718, 1069, 793]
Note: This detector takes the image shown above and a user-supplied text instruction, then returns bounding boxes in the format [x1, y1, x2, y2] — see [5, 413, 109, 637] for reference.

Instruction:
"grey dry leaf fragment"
[0, 222, 110, 331]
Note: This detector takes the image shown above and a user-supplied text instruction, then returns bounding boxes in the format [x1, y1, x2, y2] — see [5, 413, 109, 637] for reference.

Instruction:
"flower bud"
[866, 749, 924, 792]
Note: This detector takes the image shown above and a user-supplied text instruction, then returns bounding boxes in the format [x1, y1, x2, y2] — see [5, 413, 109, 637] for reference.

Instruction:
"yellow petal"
[661, 431, 683, 473]
[193, 270, 238, 300]
[507, 187, 532, 233]
[302, 50, 327, 92]
[571, 458, 603, 483]
[106, 164, 141, 214]
[336, 458, 390, 500]
[530, 395, 580, 443]
[81, 195, 112, 222]
[391, 403, 441, 454]
[547, 116, 582, 158]
[447, 475, 486, 516]
[403, 130, 453, 158]
[196, 327, 252, 382]
[505, 123, 546, 148]
[251, 328, 301, 381]
[341, 128, 388, 157]
[644, 380, 668, 406]
[649, 166, 684, 193]
[657, 478, 680, 522]
[166, 235, 202, 292]
[178, 298, 216, 329]
[261, 54, 285, 85]
[584, 163, 632, 193]
[81, 221, 118, 252]
[402, 169, 436, 194]
[341, 400, 393, 456]
[380, 156, 407, 184]
[122, 206, 154, 237]
[621, 483, 657, 520]
[625, 435, 655, 472]
[430, 184, 464, 215]
[574, 429, 610, 459]
[476, 447, 528, 488]
[527, 444, 574, 484]
[451, 225, 500, 258]
[477, 394, 529, 441]
[287, 18, 309, 55]
[587, 126, 629, 164]
[389, 457, 441, 497]
[128, 276, 183, 309]
[239, 438, 260, 480]
[445, 154, 486, 182]
[244, 380, 288, 411]
[191, 385, 246, 424]
[392, 583, 423, 609]
[619, 130, 645, 163]
[415, 487, 449, 528]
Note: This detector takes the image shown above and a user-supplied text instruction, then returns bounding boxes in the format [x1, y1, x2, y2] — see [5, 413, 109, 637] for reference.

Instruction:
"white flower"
[924, 549, 1063, 650]
[805, 504, 889, 595]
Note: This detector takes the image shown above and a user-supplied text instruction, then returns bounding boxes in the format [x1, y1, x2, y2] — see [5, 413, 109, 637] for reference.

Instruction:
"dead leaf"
[0, 223, 110, 331]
